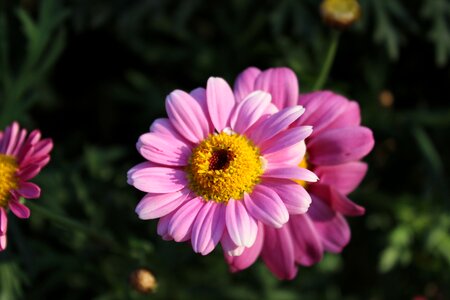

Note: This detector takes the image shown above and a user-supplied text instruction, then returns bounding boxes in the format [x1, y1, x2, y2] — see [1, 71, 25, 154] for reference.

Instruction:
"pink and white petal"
[0, 208, 7, 235]
[17, 182, 41, 199]
[314, 162, 368, 195]
[263, 163, 318, 182]
[325, 101, 361, 130]
[307, 127, 375, 165]
[168, 197, 204, 242]
[260, 126, 312, 155]
[137, 132, 191, 166]
[9, 200, 30, 219]
[233, 67, 261, 102]
[244, 185, 289, 228]
[135, 188, 190, 219]
[128, 166, 187, 193]
[263, 141, 306, 166]
[150, 118, 189, 143]
[206, 77, 236, 132]
[254, 67, 299, 110]
[191, 201, 226, 255]
[0, 234, 6, 251]
[309, 184, 365, 216]
[226, 199, 258, 247]
[157, 211, 176, 241]
[221, 229, 240, 255]
[289, 214, 324, 266]
[249, 106, 305, 145]
[308, 196, 351, 253]
[225, 221, 264, 272]
[190, 88, 214, 132]
[229, 91, 272, 134]
[2, 122, 19, 154]
[262, 178, 311, 214]
[261, 225, 297, 280]
[166, 90, 210, 143]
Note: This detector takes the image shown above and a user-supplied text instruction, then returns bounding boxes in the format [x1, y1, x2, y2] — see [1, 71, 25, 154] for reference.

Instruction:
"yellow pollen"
[0, 154, 19, 207]
[186, 132, 263, 203]
[295, 156, 309, 188]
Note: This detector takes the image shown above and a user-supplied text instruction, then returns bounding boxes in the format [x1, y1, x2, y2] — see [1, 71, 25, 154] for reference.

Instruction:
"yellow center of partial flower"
[186, 132, 263, 203]
[0, 154, 19, 208]
[295, 156, 309, 188]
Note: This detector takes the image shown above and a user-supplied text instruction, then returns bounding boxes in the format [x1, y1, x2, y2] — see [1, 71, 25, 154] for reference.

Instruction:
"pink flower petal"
[191, 201, 226, 255]
[1, 122, 19, 154]
[190, 87, 214, 132]
[289, 214, 324, 266]
[32, 139, 53, 158]
[150, 118, 188, 142]
[244, 185, 289, 228]
[254, 67, 299, 110]
[229, 91, 272, 134]
[17, 182, 41, 199]
[17, 164, 41, 181]
[262, 178, 311, 215]
[0, 208, 7, 235]
[260, 126, 312, 155]
[9, 200, 30, 219]
[308, 127, 375, 165]
[225, 199, 258, 247]
[157, 211, 176, 241]
[225, 221, 264, 272]
[168, 197, 204, 242]
[263, 163, 318, 182]
[206, 77, 236, 132]
[249, 106, 305, 145]
[309, 183, 365, 216]
[308, 196, 350, 253]
[0, 234, 6, 251]
[326, 101, 361, 129]
[128, 165, 187, 193]
[166, 89, 210, 143]
[135, 188, 190, 219]
[137, 132, 191, 166]
[233, 67, 261, 102]
[261, 225, 297, 280]
[263, 141, 306, 166]
[221, 228, 240, 254]
[314, 162, 368, 195]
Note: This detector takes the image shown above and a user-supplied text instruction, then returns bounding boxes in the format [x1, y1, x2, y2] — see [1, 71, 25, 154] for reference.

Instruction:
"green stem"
[313, 30, 340, 91]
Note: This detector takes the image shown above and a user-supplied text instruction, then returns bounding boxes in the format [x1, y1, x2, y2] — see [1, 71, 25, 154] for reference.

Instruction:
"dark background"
[0, 0, 449, 299]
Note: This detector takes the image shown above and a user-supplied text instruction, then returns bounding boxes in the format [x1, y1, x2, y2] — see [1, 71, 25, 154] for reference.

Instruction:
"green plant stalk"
[313, 30, 340, 91]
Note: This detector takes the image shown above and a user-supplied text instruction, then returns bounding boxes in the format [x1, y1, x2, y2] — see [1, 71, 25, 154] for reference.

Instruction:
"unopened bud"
[320, 0, 361, 29]
[129, 268, 157, 294]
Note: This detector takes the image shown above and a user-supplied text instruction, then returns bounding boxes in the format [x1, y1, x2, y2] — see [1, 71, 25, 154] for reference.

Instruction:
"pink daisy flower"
[128, 77, 318, 255]
[225, 67, 375, 279]
[0, 122, 53, 251]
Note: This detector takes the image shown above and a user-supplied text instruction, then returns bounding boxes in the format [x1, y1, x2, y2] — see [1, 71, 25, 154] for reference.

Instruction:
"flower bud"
[129, 268, 157, 294]
[320, 0, 361, 29]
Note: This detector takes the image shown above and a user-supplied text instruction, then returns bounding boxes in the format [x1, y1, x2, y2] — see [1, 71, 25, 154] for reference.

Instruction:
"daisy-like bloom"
[0, 122, 53, 251]
[225, 67, 374, 279]
[128, 77, 318, 255]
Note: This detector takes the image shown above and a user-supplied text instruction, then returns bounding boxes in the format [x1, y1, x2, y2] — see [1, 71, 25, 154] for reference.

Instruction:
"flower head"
[320, 0, 361, 29]
[128, 77, 317, 255]
[225, 67, 374, 279]
[0, 122, 53, 251]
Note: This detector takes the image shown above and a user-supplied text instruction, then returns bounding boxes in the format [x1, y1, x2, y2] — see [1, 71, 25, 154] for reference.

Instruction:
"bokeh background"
[0, 0, 449, 299]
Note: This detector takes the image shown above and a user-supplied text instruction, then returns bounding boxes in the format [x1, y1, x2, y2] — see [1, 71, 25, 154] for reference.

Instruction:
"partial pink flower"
[128, 77, 318, 256]
[225, 67, 374, 279]
[0, 122, 53, 251]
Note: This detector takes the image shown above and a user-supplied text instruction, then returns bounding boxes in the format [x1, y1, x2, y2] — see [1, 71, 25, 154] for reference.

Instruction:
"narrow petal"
[249, 106, 305, 145]
[254, 67, 299, 109]
[308, 127, 375, 165]
[135, 188, 190, 219]
[150, 118, 188, 142]
[326, 101, 361, 129]
[9, 200, 30, 219]
[168, 197, 204, 242]
[260, 126, 312, 155]
[309, 184, 365, 216]
[263, 163, 318, 182]
[308, 196, 350, 253]
[191, 201, 226, 255]
[4, 122, 20, 155]
[166, 90, 210, 143]
[261, 225, 297, 280]
[289, 214, 324, 266]
[225, 221, 264, 272]
[17, 164, 41, 181]
[17, 182, 41, 199]
[263, 141, 306, 166]
[244, 185, 289, 228]
[0, 208, 7, 235]
[128, 166, 187, 193]
[229, 91, 272, 134]
[157, 211, 176, 241]
[262, 178, 311, 214]
[314, 162, 368, 195]
[226, 199, 258, 247]
[233, 67, 261, 102]
[137, 132, 191, 166]
[0, 235, 6, 251]
[206, 77, 236, 132]
[221, 229, 240, 254]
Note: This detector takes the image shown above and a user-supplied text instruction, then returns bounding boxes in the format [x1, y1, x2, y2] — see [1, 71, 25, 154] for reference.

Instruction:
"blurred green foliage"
[0, 0, 449, 299]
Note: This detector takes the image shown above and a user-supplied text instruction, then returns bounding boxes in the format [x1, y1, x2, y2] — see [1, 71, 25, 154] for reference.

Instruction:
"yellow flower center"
[0, 154, 19, 207]
[295, 156, 309, 188]
[186, 132, 263, 203]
